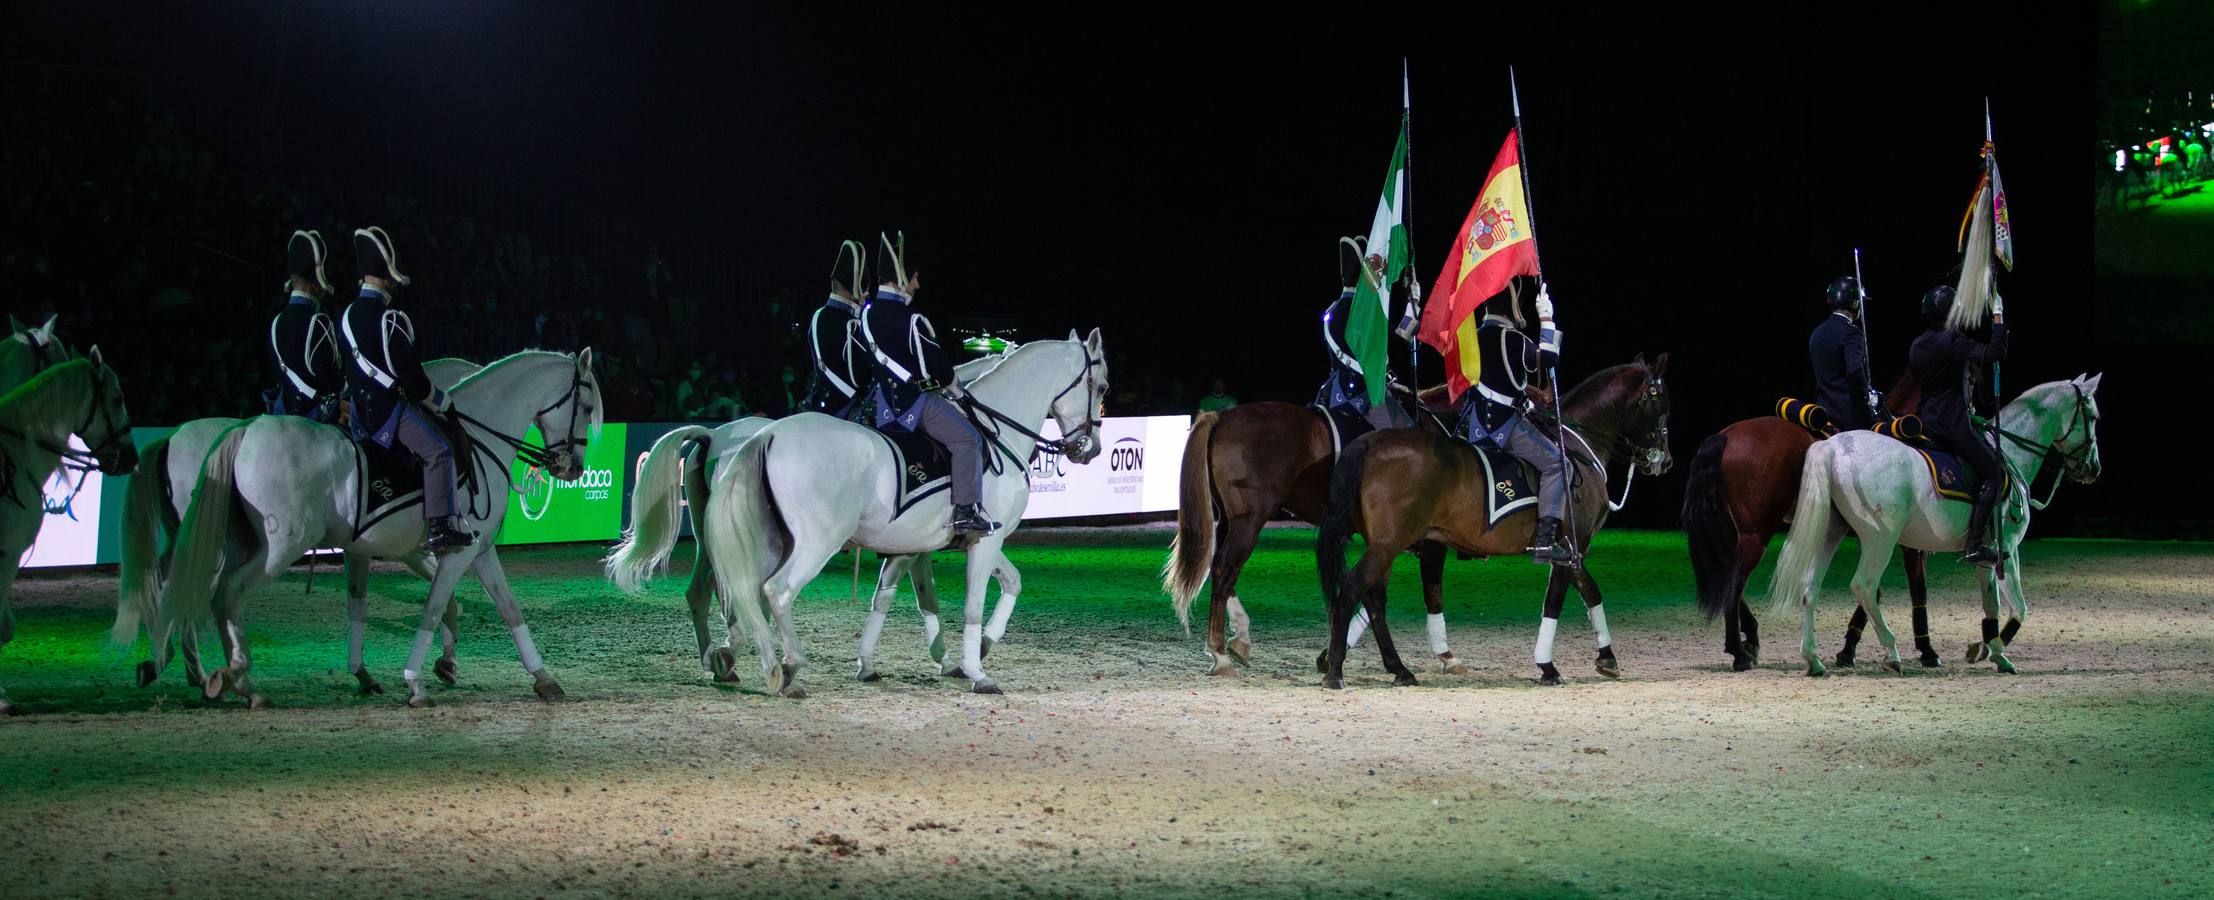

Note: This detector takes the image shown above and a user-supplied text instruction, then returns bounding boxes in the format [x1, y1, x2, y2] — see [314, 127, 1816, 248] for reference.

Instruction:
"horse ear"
[1067, 329, 1080, 341]
[1631, 352, 1646, 366]
[87, 345, 105, 369]
[2084, 372, 2103, 393]
[1086, 327, 1103, 351]
[39, 314, 57, 337]
[578, 346, 595, 371]
[1654, 352, 1669, 377]
[6, 315, 21, 333]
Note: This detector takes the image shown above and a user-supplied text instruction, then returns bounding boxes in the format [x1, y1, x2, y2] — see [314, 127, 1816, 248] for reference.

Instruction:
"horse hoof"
[1443, 663, 1474, 677]
[1883, 660, 1903, 674]
[776, 664, 802, 695]
[1746, 646, 1761, 666]
[406, 693, 434, 709]
[434, 659, 458, 687]
[970, 680, 1002, 695]
[247, 694, 273, 710]
[1919, 653, 1943, 669]
[202, 669, 230, 701]
[1730, 655, 1753, 673]
[136, 661, 159, 689]
[1538, 673, 1563, 686]
[1964, 642, 1989, 663]
[356, 673, 385, 696]
[1393, 672, 1419, 687]
[1993, 657, 2017, 675]
[940, 661, 964, 678]
[1806, 661, 1829, 678]
[709, 648, 739, 683]
[0, 700, 17, 717]
[859, 670, 882, 683]
[1595, 658, 1621, 679]
[1314, 651, 1330, 674]
[534, 680, 566, 702]
[1228, 638, 1252, 668]
[1322, 676, 1343, 690]
[779, 685, 809, 700]
[1208, 664, 1238, 677]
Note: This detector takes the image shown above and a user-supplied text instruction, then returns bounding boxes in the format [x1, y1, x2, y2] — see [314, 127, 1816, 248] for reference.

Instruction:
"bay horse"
[1161, 387, 1463, 677]
[1680, 371, 1944, 671]
[1763, 376, 2103, 675]
[1317, 356, 1673, 688]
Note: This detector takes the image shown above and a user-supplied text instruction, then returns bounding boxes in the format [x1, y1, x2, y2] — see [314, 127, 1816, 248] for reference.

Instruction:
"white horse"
[701, 331, 1107, 696]
[153, 349, 601, 708]
[605, 357, 1019, 684]
[115, 358, 481, 694]
[1765, 375, 2104, 675]
[0, 353, 136, 716]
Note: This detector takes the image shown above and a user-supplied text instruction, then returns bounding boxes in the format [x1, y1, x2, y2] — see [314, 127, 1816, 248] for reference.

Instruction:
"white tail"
[154, 423, 253, 645]
[1765, 441, 1839, 619]
[606, 425, 715, 594]
[702, 433, 775, 645]
[112, 434, 171, 647]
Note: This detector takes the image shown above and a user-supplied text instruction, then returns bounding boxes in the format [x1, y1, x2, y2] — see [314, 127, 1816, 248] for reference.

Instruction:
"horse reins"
[956, 346, 1105, 466]
[447, 365, 591, 519]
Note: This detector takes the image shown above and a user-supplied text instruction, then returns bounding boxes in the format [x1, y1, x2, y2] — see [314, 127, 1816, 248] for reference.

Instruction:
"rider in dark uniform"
[801, 240, 867, 417]
[338, 226, 472, 554]
[860, 232, 996, 536]
[1808, 275, 1880, 432]
[1319, 237, 1416, 431]
[1908, 284, 2009, 565]
[266, 230, 344, 424]
[1458, 283, 1573, 565]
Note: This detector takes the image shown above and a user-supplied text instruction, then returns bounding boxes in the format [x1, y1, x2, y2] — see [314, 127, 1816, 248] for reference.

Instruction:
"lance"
[1985, 98, 2007, 577]
[1854, 247, 1878, 421]
[1511, 66, 1576, 564]
[1398, 59, 1421, 388]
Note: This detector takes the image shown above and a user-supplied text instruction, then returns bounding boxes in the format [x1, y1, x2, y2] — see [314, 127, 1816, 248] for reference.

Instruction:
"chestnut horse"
[1680, 372, 1944, 671]
[1316, 357, 1673, 688]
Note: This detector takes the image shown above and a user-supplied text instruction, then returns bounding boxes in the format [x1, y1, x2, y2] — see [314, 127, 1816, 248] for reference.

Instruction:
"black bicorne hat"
[287, 229, 330, 292]
[353, 226, 411, 286]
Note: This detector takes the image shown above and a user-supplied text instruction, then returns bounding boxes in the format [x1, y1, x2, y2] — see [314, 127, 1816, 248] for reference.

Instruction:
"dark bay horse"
[1162, 389, 1463, 676]
[1680, 372, 1944, 672]
[1316, 357, 1674, 688]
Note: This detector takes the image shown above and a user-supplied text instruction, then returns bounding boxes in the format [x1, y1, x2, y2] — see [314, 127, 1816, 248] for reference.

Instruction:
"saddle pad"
[873, 429, 952, 515]
[355, 437, 426, 536]
[1914, 446, 2007, 503]
[1469, 442, 1540, 526]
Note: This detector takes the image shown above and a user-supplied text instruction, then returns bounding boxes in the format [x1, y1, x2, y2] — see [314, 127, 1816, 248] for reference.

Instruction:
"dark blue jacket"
[1909, 323, 2008, 442]
[267, 292, 343, 423]
[861, 287, 954, 430]
[1808, 312, 1874, 431]
[338, 285, 438, 446]
[1460, 313, 1558, 445]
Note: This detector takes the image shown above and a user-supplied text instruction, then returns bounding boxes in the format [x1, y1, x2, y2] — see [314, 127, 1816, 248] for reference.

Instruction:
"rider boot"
[1962, 483, 2001, 566]
[422, 516, 475, 554]
[951, 503, 999, 537]
[1531, 516, 1576, 567]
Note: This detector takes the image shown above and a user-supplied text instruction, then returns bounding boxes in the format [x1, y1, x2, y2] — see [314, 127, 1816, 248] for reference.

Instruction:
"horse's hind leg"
[179, 621, 208, 689]
[1208, 512, 1265, 675]
[1573, 568, 1619, 679]
[1363, 575, 1417, 687]
[345, 553, 383, 694]
[1837, 605, 1870, 669]
[685, 531, 720, 679]
[858, 555, 915, 682]
[763, 538, 843, 698]
[982, 552, 1021, 654]
[470, 547, 563, 701]
[209, 564, 272, 709]
[1903, 549, 1940, 667]
[1728, 531, 1767, 670]
[913, 555, 951, 674]
[1535, 566, 1572, 685]
[1848, 537, 1904, 673]
[1417, 542, 1469, 675]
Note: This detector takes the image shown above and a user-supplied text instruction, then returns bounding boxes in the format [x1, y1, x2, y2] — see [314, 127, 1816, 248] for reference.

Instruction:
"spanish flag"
[1419, 130, 1539, 401]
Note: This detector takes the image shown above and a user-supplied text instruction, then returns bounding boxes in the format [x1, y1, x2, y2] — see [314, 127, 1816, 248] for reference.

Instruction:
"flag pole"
[1511, 65, 1576, 565]
[1984, 97, 2006, 578]
[1402, 59, 1419, 391]
[1854, 247, 1877, 421]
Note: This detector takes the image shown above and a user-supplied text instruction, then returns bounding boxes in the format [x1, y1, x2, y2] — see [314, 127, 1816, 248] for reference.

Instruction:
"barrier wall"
[22, 415, 1192, 568]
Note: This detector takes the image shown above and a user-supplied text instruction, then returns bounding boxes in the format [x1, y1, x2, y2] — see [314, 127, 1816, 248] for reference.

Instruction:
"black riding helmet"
[1825, 275, 1859, 309]
[1921, 285, 1955, 319]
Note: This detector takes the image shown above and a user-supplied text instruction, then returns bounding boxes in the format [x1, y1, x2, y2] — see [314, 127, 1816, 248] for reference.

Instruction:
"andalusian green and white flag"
[1346, 90, 1411, 408]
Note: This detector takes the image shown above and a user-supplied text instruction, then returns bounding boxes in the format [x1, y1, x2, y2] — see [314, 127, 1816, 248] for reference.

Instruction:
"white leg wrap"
[348, 618, 367, 670]
[1427, 613, 1450, 656]
[512, 624, 544, 673]
[1534, 617, 1559, 665]
[403, 668, 420, 683]
[985, 597, 1016, 643]
[922, 613, 941, 645]
[1589, 605, 1612, 649]
[1347, 606, 1372, 647]
[962, 624, 985, 679]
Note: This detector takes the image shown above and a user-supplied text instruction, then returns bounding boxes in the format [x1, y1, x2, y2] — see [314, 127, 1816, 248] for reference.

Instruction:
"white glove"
[1991, 291, 2005, 315]
[1535, 286, 1555, 322]
[939, 382, 967, 400]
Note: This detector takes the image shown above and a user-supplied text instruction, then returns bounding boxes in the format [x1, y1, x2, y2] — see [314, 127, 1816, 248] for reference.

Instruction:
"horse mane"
[451, 348, 603, 435]
[0, 358, 93, 427]
[1561, 362, 1648, 412]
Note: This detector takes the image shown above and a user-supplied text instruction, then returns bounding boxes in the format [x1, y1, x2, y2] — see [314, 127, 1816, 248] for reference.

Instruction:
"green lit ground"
[1, 528, 2209, 898]
[2098, 182, 2214, 278]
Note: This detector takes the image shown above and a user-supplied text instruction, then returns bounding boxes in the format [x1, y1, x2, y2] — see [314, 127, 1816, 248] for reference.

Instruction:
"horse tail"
[702, 432, 775, 646]
[155, 423, 252, 648]
[1161, 411, 1221, 635]
[607, 425, 715, 594]
[1764, 440, 1837, 620]
[112, 434, 171, 648]
[1316, 433, 1372, 623]
[1681, 432, 1739, 621]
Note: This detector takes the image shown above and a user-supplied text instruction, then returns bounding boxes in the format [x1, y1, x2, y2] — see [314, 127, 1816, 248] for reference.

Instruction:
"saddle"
[1310, 393, 1449, 456]
[1775, 397, 1993, 502]
[1312, 402, 1529, 526]
[871, 428, 954, 515]
[348, 409, 482, 537]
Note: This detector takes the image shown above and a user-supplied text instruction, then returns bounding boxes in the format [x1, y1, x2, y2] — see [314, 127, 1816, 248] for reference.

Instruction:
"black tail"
[1316, 434, 1374, 622]
[1681, 432, 1739, 621]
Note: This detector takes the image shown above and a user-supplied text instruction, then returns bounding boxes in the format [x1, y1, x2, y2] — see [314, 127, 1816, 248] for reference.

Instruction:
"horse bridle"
[0, 361, 133, 510]
[1998, 383, 2099, 482]
[449, 363, 592, 518]
[966, 345, 1105, 459]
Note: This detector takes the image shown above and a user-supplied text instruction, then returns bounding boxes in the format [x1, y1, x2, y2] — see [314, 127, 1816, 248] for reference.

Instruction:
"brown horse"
[1316, 357, 1673, 688]
[1680, 372, 1944, 672]
[1162, 390, 1462, 676]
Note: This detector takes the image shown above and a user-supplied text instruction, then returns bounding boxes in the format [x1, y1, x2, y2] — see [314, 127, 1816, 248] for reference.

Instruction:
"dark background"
[2, 2, 2197, 536]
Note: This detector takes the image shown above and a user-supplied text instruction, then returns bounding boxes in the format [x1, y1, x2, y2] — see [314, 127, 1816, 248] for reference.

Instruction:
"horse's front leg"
[403, 553, 476, 708]
[1534, 566, 1573, 685]
[912, 554, 955, 676]
[344, 553, 383, 694]
[471, 547, 563, 701]
[1573, 567, 1618, 678]
[1991, 552, 2030, 674]
[959, 539, 1005, 694]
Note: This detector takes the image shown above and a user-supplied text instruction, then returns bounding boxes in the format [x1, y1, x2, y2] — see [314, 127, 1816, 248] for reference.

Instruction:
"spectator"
[1197, 377, 1238, 414]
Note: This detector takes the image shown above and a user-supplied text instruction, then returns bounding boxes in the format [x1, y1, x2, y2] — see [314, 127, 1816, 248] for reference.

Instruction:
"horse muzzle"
[1639, 446, 1672, 477]
[97, 444, 139, 476]
[1063, 432, 1102, 465]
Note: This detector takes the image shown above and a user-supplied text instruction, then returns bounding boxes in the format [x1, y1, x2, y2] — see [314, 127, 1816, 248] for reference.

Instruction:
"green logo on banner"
[499, 423, 627, 545]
